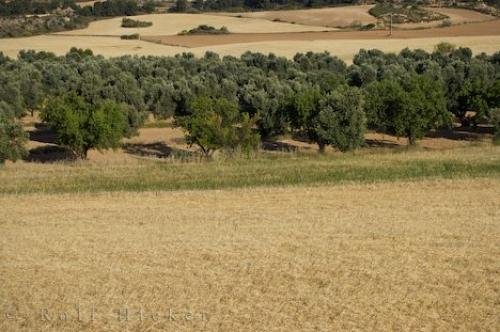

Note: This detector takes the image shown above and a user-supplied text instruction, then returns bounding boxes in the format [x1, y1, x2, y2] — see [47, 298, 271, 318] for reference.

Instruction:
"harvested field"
[219, 6, 495, 29]
[427, 7, 496, 24]
[56, 13, 334, 37]
[143, 19, 500, 48]
[219, 5, 377, 28]
[1, 178, 499, 330]
[0, 35, 187, 58]
[395, 7, 496, 29]
[0, 10, 498, 61]
[1, 33, 499, 62]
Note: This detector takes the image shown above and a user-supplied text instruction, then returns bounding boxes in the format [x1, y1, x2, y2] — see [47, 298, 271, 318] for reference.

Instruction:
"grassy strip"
[1, 146, 499, 194]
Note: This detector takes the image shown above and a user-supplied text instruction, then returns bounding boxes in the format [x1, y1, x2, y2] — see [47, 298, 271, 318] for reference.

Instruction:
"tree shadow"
[122, 142, 192, 159]
[364, 139, 400, 148]
[26, 145, 76, 163]
[28, 123, 57, 144]
[426, 126, 493, 141]
[261, 140, 298, 152]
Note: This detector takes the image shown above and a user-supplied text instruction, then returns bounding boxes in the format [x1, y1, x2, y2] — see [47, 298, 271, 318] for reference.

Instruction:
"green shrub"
[121, 18, 153, 28]
[178, 25, 229, 35]
[440, 19, 452, 27]
[120, 33, 140, 39]
[434, 42, 456, 54]
[369, 3, 447, 24]
[360, 23, 376, 31]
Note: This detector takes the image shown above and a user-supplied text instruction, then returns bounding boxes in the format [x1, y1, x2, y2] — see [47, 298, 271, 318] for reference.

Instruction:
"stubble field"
[1, 117, 499, 332]
[0, 7, 499, 61]
[1, 176, 499, 330]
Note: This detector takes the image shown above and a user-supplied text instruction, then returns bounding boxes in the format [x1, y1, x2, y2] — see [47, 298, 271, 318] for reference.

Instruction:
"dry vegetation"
[219, 5, 495, 29]
[143, 20, 500, 48]
[1, 6, 499, 330]
[218, 5, 377, 28]
[396, 6, 497, 29]
[1, 177, 499, 330]
[0, 7, 498, 61]
[56, 13, 333, 37]
[2, 32, 497, 62]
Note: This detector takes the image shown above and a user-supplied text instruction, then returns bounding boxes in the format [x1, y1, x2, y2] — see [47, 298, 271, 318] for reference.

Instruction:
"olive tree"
[492, 108, 500, 144]
[0, 104, 28, 164]
[176, 96, 259, 157]
[365, 74, 450, 145]
[316, 85, 366, 152]
[41, 94, 128, 159]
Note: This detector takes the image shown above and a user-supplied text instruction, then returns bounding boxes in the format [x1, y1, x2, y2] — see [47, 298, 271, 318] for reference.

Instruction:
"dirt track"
[144, 20, 500, 48]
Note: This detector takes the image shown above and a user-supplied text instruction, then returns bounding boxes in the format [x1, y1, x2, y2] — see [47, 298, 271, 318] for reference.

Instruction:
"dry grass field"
[2, 120, 499, 330]
[56, 13, 333, 37]
[0, 7, 499, 61]
[220, 6, 495, 29]
[1, 177, 499, 330]
[144, 20, 500, 47]
[397, 7, 496, 29]
[219, 5, 377, 28]
[2, 33, 499, 62]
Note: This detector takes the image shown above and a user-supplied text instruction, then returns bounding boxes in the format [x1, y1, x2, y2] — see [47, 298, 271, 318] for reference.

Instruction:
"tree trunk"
[408, 134, 416, 146]
[318, 141, 326, 154]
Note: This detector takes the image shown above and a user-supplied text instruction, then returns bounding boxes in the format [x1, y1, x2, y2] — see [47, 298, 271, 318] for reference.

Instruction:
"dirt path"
[144, 19, 500, 48]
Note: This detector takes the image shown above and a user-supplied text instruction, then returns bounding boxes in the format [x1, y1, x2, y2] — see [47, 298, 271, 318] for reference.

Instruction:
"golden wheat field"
[0, 178, 499, 331]
[2, 33, 500, 62]
[57, 13, 333, 37]
[218, 5, 494, 29]
[1, 6, 499, 61]
[218, 5, 378, 28]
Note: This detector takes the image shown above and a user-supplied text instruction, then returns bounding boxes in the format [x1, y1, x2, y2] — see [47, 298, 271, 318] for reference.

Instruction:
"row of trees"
[175, 0, 499, 13]
[79, 0, 156, 17]
[173, 0, 356, 12]
[0, 0, 77, 16]
[0, 0, 156, 17]
[0, 45, 499, 162]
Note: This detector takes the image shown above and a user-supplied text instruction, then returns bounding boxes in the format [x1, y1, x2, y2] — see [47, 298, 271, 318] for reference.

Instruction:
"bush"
[0, 110, 28, 164]
[41, 94, 128, 159]
[178, 25, 229, 35]
[440, 19, 452, 27]
[360, 23, 376, 31]
[369, 3, 447, 24]
[434, 42, 456, 54]
[176, 96, 259, 157]
[120, 33, 139, 39]
[121, 18, 152, 28]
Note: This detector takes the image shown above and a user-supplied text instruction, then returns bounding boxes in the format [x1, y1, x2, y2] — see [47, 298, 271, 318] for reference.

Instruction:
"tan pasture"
[395, 7, 496, 29]
[2, 33, 500, 63]
[143, 20, 500, 47]
[219, 5, 377, 28]
[219, 6, 495, 29]
[56, 13, 334, 37]
[1, 178, 499, 331]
